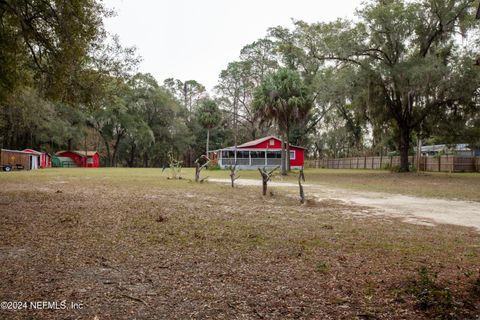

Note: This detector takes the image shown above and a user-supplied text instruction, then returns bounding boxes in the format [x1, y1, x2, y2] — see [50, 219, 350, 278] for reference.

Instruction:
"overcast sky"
[103, 0, 364, 92]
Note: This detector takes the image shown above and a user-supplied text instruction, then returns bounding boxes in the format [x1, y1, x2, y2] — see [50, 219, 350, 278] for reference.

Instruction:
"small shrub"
[207, 163, 221, 170]
[382, 163, 392, 170]
[388, 164, 401, 172]
[471, 272, 480, 297]
[408, 267, 456, 319]
[315, 261, 329, 274]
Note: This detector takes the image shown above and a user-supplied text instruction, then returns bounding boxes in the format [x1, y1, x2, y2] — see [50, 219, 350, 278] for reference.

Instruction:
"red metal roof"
[22, 149, 43, 155]
[56, 150, 98, 157]
[223, 136, 306, 150]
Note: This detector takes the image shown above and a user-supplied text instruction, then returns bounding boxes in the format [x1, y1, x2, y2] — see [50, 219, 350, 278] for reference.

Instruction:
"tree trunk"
[298, 169, 305, 204]
[100, 134, 111, 167]
[281, 133, 287, 176]
[112, 133, 123, 167]
[206, 128, 210, 156]
[184, 82, 189, 122]
[399, 124, 410, 172]
[143, 153, 149, 167]
[128, 143, 136, 167]
[259, 168, 268, 196]
[286, 129, 291, 171]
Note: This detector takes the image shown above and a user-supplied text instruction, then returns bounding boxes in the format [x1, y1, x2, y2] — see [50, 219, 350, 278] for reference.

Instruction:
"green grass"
[2, 167, 479, 201]
[213, 167, 480, 201]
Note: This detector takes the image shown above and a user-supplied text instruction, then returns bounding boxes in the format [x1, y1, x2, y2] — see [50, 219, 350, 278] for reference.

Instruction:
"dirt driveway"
[209, 178, 480, 231]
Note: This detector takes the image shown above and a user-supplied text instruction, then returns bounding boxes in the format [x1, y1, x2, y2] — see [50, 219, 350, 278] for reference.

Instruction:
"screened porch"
[219, 149, 294, 167]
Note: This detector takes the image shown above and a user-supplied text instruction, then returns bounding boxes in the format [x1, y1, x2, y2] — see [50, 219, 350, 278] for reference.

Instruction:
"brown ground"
[0, 168, 479, 319]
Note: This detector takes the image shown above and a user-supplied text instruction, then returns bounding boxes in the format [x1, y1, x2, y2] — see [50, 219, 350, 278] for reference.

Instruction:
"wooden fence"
[305, 155, 480, 172]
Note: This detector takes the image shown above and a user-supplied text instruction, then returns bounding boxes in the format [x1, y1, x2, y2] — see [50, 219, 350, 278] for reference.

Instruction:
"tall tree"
[163, 78, 206, 121]
[0, 0, 111, 102]
[253, 68, 312, 175]
[196, 99, 221, 156]
[302, 0, 479, 171]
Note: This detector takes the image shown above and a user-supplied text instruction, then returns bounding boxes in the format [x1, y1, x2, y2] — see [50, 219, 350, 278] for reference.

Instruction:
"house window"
[251, 151, 265, 158]
[269, 139, 275, 146]
[289, 151, 295, 160]
[237, 151, 249, 158]
[87, 157, 93, 164]
[222, 151, 235, 158]
[267, 151, 281, 158]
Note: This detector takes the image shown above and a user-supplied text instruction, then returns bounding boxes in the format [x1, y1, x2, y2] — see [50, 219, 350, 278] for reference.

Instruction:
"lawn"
[0, 168, 479, 319]
[206, 168, 480, 202]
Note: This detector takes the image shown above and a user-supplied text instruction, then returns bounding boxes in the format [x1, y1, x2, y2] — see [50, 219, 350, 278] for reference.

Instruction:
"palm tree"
[196, 99, 221, 155]
[253, 68, 312, 175]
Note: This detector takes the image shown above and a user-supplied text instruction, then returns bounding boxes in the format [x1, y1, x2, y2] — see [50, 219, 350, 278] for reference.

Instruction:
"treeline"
[0, 0, 231, 167]
[1, 0, 479, 171]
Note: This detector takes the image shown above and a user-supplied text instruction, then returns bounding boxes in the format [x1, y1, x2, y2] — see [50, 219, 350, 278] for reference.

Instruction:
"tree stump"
[195, 155, 210, 182]
[258, 166, 279, 196]
[229, 164, 240, 188]
[298, 168, 305, 204]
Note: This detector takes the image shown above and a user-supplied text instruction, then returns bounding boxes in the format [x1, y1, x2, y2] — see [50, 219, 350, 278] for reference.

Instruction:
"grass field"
[0, 168, 479, 319]
[207, 168, 480, 201]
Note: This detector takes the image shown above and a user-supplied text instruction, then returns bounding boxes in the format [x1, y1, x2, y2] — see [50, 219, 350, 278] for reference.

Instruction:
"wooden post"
[371, 156, 374, 169]
[380, 154, 383, 170]
[438, 156, 441, 172]
[364, 156, 367, 169]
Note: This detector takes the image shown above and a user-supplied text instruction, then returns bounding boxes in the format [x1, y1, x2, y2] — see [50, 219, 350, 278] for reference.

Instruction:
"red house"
[22, 149, 51, 168]
[212, 136, 305, 169]
[55, 150, 100, 168]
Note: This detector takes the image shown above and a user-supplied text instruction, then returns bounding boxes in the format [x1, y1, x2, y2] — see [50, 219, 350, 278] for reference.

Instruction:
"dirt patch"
[210, 178, 480, 231]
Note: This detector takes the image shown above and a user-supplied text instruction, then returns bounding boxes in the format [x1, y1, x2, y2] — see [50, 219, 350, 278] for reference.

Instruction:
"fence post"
[371, 156, 374, 169]
[364, 156, 367, 169]
[438, 156, 441, 172]
[380, 154, 383, 170]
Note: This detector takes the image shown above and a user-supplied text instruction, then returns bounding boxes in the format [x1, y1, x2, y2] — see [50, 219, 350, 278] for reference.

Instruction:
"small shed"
[1, 149, 34, 170]
[55, 150, 100, 168]
[22, 149, 51, 168]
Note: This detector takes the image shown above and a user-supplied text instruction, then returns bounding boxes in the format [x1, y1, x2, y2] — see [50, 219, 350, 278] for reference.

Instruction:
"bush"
[207, 163, 221, 170]
[407, 267, 457, 319]
[383, 163, 401, 172]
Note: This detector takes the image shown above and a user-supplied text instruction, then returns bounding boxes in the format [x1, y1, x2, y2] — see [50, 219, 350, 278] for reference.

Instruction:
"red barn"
[212, 136, 305, 169]
[55, 150, 100, 168]
[22, 149, 51, 168]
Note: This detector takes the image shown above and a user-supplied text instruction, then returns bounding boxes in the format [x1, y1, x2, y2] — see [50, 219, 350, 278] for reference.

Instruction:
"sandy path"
[209, 178, 480, 231]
